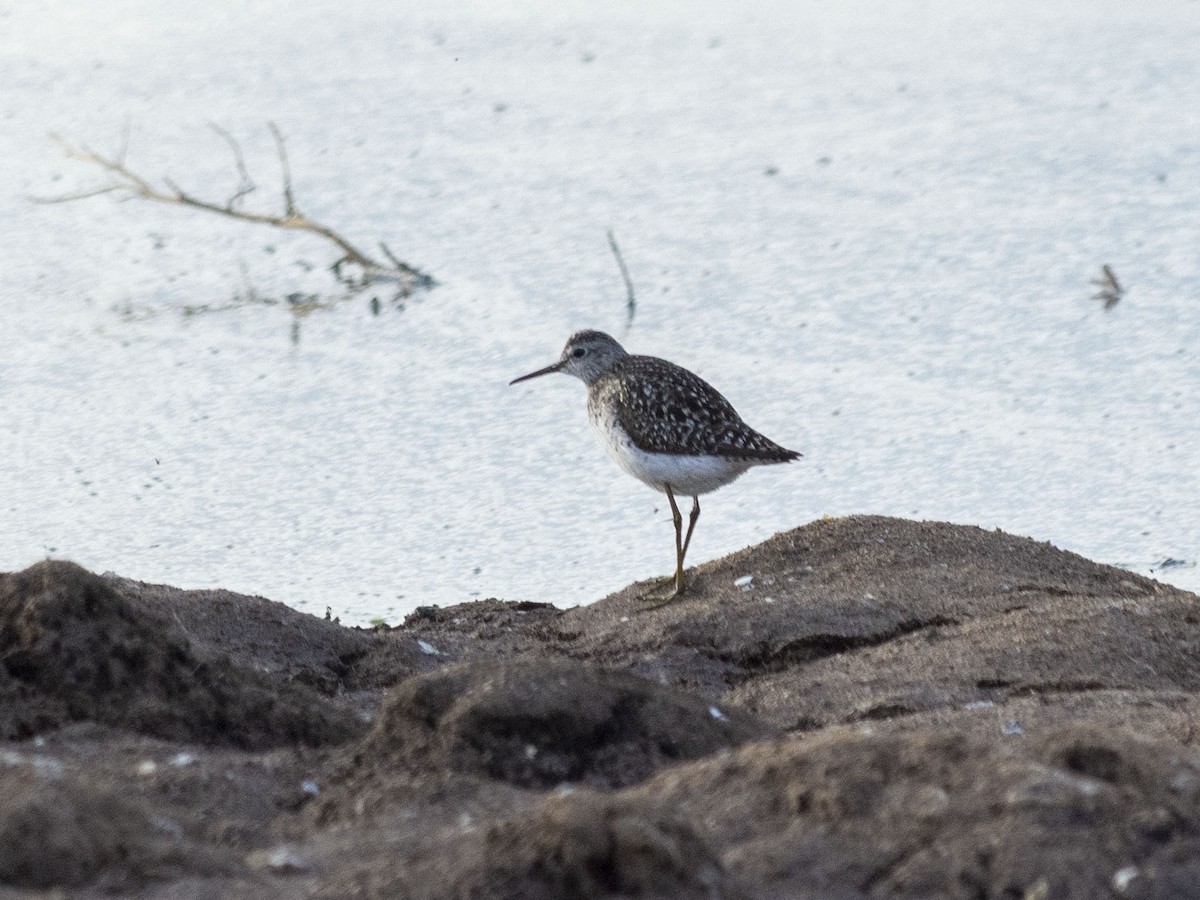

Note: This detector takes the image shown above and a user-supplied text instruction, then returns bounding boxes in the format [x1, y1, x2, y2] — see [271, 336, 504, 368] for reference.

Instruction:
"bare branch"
[607, 229, 637, 328]
[380, 242, 436, 288]
[378, 242, 415, 275]
[35, 125, 433, 291]
[267, 121, 297, 217]
[378, 241, 404, 269]
[208, 122, 256, 209]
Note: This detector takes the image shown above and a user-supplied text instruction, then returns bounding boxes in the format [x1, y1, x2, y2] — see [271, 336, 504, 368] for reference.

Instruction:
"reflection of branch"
[1091, 264, 1124, 311]
[607, 229, 637, 329]
[113, 255, 414, 339]
[32, 126, 434, 291]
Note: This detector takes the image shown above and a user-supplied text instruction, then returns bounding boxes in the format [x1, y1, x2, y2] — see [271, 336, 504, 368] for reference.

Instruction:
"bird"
[510, 330, 801, 604]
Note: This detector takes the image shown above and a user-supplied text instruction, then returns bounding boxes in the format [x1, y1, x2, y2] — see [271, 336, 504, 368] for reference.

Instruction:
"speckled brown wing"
[602, 355, 801, 461]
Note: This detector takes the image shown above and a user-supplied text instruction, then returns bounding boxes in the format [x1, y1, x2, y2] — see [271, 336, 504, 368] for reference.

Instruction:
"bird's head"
[510, 330, 628, 387]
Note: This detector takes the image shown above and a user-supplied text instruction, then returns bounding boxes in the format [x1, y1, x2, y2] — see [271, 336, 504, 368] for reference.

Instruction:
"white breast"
[588, 403, 752, 497]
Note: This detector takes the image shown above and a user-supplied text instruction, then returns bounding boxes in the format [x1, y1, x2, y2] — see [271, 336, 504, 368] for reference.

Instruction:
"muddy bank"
[1, 516, 1197, 898]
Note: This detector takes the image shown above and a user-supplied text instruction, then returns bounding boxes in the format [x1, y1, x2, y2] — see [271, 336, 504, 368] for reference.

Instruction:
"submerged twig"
[607, 229, 637, 329]
[32, 125, 435, 293]
[1091, 264, 1124, 311]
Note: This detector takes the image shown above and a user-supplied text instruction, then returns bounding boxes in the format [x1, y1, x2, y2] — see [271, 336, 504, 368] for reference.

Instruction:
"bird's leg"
[643, 485, 687, 605]
[679, 496, 701, 568]
[668, 486, 686, 595]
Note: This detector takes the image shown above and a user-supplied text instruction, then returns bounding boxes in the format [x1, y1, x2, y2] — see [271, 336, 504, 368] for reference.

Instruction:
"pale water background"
[2, 1, 1198, 624]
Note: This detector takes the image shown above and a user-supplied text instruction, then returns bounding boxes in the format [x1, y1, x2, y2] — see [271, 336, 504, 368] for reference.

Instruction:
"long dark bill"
[509, 361, 564, 385]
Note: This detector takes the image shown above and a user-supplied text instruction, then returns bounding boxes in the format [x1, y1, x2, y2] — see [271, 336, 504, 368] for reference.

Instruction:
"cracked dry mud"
[1, 516, 1198, 898]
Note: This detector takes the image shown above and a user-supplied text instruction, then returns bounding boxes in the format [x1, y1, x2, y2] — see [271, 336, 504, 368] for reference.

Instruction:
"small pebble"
[416, 639, 441, 655]
[709, 706, 727, 721]
[1170, 771, 1198, 793]
[1023, 877, 1051, 900]
[734, 575, 754, 588]
[1112, 866, 1139, 894]
[137, 760, 158, 776]
[171, 753, 196, 767]
[3, 752, 63, 779]
[247, 844, 310, 875]
[150, 816, 184, 841]
[31, 755, 64, 779]
[301, 780, 320, 796]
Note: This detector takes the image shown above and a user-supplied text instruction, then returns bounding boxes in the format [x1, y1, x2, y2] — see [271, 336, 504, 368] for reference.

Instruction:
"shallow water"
[3, 1, 1198, 624]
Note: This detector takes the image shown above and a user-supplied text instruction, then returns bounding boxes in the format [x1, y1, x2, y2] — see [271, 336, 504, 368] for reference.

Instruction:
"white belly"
[589, 412, 752, 497]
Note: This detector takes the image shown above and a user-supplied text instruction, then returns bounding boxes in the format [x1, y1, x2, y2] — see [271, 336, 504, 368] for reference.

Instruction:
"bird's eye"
[572, 347, 587, 358]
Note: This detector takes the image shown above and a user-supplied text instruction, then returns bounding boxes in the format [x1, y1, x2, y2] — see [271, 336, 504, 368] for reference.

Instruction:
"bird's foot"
[639, 574, 686, 608]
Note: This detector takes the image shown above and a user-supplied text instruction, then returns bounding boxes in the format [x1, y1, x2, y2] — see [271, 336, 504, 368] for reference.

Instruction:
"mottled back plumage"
[590, 355, 800, 461]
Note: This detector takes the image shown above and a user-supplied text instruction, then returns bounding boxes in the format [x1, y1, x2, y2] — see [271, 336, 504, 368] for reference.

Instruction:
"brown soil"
[1, 516, 1198, 898]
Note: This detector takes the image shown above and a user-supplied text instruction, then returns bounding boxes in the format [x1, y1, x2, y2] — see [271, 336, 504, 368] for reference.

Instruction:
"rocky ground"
[1, 515, 1198, 899]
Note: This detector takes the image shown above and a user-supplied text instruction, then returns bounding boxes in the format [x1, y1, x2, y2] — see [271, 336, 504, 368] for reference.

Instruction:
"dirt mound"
[108, 573, 376, 696]
[3, 518, 1200, 897]
[326, 723, 1200, 899]
[555, 724, 1200, 900]
[0, 765, 233, 890]
[350, 658, 764, 790]
[313, 789, 742, 900]
[440, 791, 740, 900]
[556, 516, 1180, 704]
[0, 560, 364, 747]
[729, 588, 1200, 730]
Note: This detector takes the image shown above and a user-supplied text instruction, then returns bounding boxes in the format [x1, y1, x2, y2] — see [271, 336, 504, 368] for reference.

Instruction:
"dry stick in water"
[1091, 264, 1124, 311]
[606, 228, 637, 329]
[33, 124, 432, 290]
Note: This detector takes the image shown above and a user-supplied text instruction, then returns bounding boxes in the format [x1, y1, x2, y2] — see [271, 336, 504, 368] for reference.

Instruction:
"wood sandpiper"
[510, 330, 801, 604]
